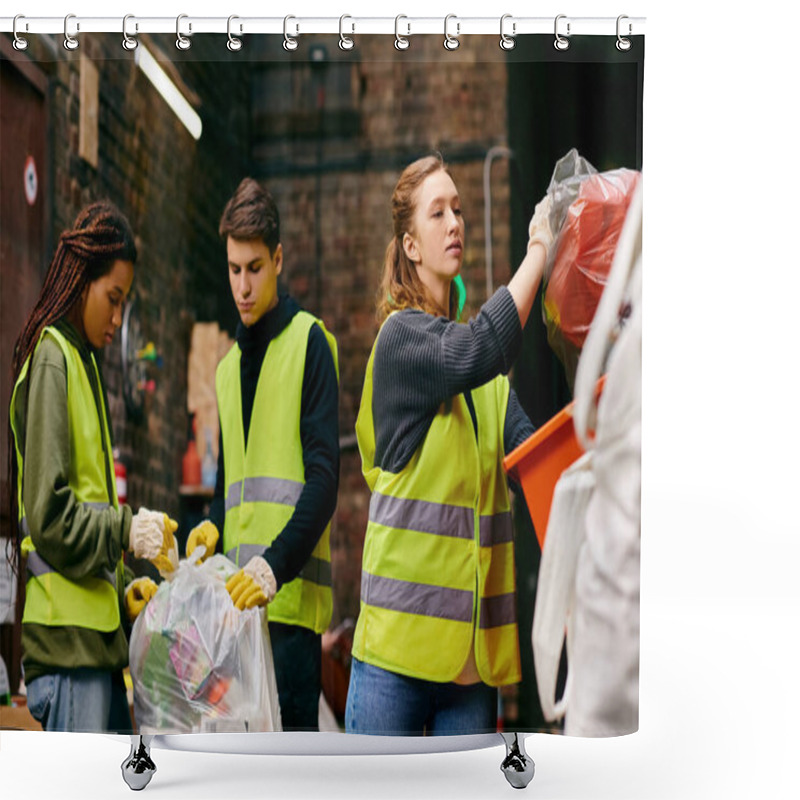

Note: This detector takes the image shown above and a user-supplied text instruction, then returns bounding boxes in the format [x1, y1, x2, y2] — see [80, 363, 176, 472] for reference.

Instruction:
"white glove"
[226, 555, 277, 610]
[244, 555, 277, 601]
[129, 508, 165, 560]
[129, 508, 179, 577]
[527, 194, 555, 258]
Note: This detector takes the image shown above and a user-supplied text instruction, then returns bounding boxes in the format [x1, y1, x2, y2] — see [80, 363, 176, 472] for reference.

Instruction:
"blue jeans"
[345, 657, 497, 736]
[26, 668, 132, 732]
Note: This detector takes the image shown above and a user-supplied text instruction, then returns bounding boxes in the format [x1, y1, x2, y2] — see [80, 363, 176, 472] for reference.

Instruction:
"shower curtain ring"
[176, 14, 192, 50]
[339, 15, 355, 50]
[64, 13, 79, 51]
[283, 15, 299, 51]
[13, 15, 28, 50]
[616, 15, 632, 51]
[444, 14, 460, 51]
[554, 14, 570, 51]
[394, 15, 410, 50]
[122, 15, 138, 51]
[227, 15, 243, 51]
[500, 14, 516, 50]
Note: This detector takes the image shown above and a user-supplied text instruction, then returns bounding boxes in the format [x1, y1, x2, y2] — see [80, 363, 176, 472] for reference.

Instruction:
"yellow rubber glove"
[150, 515, 179, 578]
[124, 577, 158, 622]
[225, 556, 277, 610]
[226, 572, 268, 610]
[186, 520, 219, 564]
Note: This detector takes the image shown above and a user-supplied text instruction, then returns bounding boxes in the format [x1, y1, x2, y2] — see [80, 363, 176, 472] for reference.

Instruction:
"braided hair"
[11, 201, 137, 379]
[6, 201, 136, 574]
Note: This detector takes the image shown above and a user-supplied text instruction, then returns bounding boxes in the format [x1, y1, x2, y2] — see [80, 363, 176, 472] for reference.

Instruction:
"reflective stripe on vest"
[217, 310, 338, 633]
[26, 550, 117, 589]
[479, 592, 516, 629]
[11, 327, 123, 632]
[480, 511, 514, 547]
[225, 476, 304, 513]
[351, 320, 521, 686]
[369, 492, 474, 540]
[368, 493, 514, 548]
[23, 502, 118, 589]
[360, 571, 517, 630]
[361, 571, 474, 623]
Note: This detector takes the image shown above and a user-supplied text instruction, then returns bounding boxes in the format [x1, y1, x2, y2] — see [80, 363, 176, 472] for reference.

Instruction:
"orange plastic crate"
[503, 377, 604, 549]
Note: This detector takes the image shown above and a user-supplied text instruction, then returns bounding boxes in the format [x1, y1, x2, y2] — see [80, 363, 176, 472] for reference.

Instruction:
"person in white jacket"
[533, 181, 642, 737]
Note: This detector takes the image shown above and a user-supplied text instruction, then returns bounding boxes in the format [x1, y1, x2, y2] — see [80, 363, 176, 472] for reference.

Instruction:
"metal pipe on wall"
[483, 145, 513, 301]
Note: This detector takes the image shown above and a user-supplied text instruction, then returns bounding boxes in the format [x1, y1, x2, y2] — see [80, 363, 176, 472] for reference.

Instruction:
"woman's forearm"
[507, 242, 547, 329]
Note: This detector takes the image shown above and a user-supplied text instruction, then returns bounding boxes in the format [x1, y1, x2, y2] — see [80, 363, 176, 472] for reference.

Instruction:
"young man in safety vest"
[187, 177, 339, 731]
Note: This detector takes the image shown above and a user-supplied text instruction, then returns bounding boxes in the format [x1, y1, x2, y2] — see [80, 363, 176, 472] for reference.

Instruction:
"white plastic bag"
[531, 451, 594, 723]
[129, 553, 282, 734]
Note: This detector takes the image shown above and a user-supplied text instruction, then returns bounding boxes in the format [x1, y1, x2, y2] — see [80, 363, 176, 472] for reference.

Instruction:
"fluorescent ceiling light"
[134, 44, 202, 141]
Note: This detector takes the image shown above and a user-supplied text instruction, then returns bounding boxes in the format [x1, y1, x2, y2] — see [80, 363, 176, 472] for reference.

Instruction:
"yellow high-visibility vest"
[11, 326, 123, 632]
[352, 320, 521, 686]
[217, 310, 338, 634]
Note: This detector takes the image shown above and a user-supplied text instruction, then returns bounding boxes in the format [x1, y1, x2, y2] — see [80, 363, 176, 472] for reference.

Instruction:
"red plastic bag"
[541, 150, 641, 386]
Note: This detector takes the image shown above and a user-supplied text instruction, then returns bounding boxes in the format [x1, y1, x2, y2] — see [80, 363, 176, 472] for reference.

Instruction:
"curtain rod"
[2, 15, 646, 41]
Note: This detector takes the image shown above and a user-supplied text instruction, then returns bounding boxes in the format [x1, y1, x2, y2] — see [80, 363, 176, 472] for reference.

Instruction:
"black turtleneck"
[208, 294, 339, 589]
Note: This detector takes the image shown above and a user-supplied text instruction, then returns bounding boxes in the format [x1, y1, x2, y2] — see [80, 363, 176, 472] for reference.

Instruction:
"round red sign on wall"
[24, 155, 38, 206]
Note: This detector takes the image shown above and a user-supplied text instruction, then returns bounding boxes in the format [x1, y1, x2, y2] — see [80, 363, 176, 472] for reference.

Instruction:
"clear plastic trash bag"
[129, 552, 282, 734]
[541, 148, 641, 389]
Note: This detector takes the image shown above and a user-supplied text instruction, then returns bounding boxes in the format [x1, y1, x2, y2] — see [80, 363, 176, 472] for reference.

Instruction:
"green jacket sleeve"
[22, 337, 132, 581]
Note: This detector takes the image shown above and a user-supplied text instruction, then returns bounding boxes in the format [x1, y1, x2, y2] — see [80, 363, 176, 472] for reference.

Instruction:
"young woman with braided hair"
[8, 201, 176, 732]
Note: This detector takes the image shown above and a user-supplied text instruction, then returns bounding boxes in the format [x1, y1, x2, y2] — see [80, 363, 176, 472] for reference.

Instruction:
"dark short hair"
[218, 177, 280, 253]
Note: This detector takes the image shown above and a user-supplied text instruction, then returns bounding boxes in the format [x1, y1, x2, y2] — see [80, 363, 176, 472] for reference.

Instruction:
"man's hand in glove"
[124, 577, 158, 622]
[527, 194, 555, 258]
[129, 508, 179, 577]
[226, 555, 277, 610]
[186, 520, 219, 563]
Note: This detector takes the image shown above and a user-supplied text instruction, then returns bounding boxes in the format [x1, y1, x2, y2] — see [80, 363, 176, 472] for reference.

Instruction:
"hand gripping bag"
[129, 552, 282, 734]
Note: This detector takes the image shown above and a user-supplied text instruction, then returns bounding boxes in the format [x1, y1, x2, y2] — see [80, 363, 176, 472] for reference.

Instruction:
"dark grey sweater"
[371, 287, 534, 474]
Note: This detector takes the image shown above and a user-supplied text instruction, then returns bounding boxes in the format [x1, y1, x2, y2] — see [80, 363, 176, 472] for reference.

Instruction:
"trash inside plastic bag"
[129, 552, 282, 734]
[541, 149, 641, 388]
